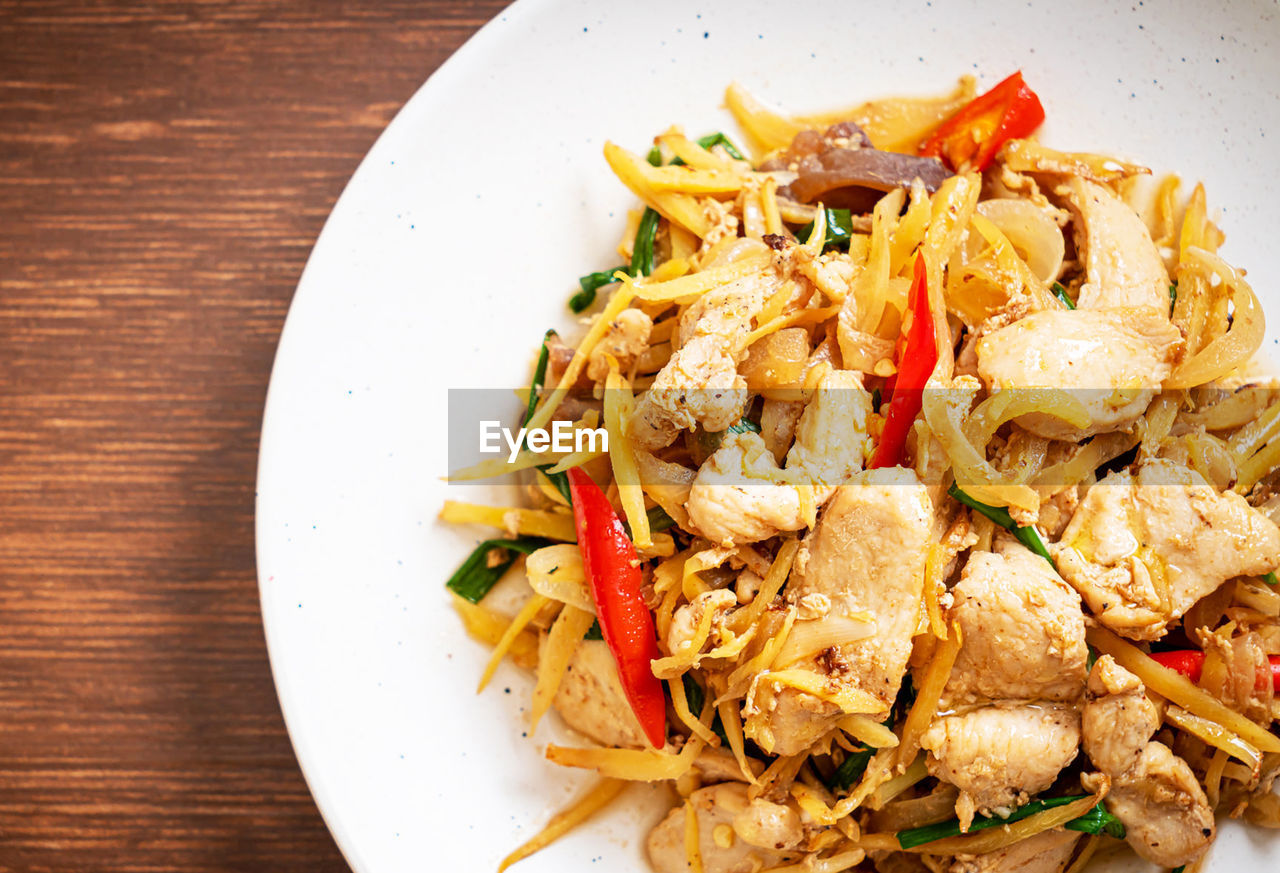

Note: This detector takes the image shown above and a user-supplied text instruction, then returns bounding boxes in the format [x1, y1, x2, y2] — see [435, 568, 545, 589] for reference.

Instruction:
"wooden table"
[0, 2, 508, 868]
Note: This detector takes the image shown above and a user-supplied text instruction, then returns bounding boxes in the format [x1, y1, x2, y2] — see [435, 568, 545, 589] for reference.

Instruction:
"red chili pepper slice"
[1149, 649, 1280, 691]
[566, 467, 667, 748]
[870, 252, 937, 469]
[919, 71, 1045, 173]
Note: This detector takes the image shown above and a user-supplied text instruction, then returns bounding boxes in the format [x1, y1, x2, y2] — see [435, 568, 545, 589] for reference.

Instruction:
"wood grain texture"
[0, 1, 510, 869]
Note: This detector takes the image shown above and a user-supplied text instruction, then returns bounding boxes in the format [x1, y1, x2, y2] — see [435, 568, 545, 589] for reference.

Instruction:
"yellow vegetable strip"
[724, 81, 806, 156]
[758, 669, 884, 715]
[645, 164, 744, 195]
[630, 254, 771, 303]
[1163, 702, 1262, 774]
[868, 754, 928, 810]
[670, 676, 720, 746]
[867, 793, 1099, 854]
[450, 593, 539, 670]
[796, 78, 976, 153]
[730, 539, 800, 632]
[496, 777, 628, 872]
[897, 622, 963, 770]
[838, 715, 900, 750]
[524, 279, 637, 434]
[656, 130, 740, 172]
[603, 364, 649, 548]
[603, 141, 713, 236]
[1061, 834, 1102, 873]
[922, 544, 948, 640]
[547, 731, 706, 781]
[478, 594, 552, 693]
[1087, 626, 1280, 754]
[1169, 247, 1265, 391]
[718, 699, 758, 784]
[439, 501, 577, 542]
[683, 800, 705, 873]
[530, 605, 596, 732]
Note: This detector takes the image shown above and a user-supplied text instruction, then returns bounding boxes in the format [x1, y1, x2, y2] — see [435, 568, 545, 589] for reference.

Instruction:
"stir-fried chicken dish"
[443, 73, 1280, 873]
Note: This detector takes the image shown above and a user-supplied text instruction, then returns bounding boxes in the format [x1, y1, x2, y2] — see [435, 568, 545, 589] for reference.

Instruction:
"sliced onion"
[525, 544, 595, 614]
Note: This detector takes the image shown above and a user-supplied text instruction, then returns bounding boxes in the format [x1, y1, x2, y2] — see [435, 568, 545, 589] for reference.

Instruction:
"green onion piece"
[947, 484, 1056, 567]
[536, 465, 572, 503]
[630, 207, 661, 278]
[897, 796, 1123, 850]
[1064, 803, 1127, 839]
[1086, 646, 1099, 671]
[571, 269, 626, 312]
[1265, 571, 1278, 586]
[1170, 280, 1178, 313]
[695, 131, 746, 161]
[647, 505, 677, 533]
[523, 330, 556, 427]
[828, 749, 873, 791]
[798, 208, 855, 251]
[682, 672, 705, 715]
[646, 145, 663, 167]
[521, 330, 574, 499]
[446, 537, 553, 604]
[728, 418, 763, 435]
[1052, 281, 1077, 310]
[585, 619, 603, 640]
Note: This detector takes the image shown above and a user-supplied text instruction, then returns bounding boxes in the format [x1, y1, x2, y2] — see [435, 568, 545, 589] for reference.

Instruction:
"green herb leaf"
[647, 505, 677, 533]
[571, 269, 626, 312]
[1169, 280, 1178, 314]
[1064, 803, 1127, 839]
[798, 208, 855, 251]
[646, 145, 663, 167]
[947, 483, 1055, 567]
[897, 795, 1122, 850]
[1264, 571, 1278, 586]
[585, 619, 603, 640]
[446, 537, 553, 604]
[523, 330, 557, 428]
[728, 418, 763, 434]
[695, 131, 746, 161]
[630, 207, 661, 278]
[828, 749, 873, 792]
[682, 673, 705, 715]
[1052, 281, 1076, 310]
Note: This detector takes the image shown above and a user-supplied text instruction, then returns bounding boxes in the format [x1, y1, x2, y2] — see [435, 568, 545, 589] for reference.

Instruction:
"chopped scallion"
[446, 537, 553, 604]
[947, 483, 1055, 567]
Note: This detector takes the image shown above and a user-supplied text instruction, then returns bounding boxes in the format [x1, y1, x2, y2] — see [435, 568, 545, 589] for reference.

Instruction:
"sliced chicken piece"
[666, 588, 738, 663]
[975, 307, 1183, 440]
[647, 783, 802, 873]
[747, 469, 931, 755]
[628, 273, 769, 450]
[685, 431, 807, 548]
[585, 307, 653, 382]
[1081, 655, 1159, 776]
[784, 369, 872, 489]
[1051, 458, 1280, 640]
[949, 828, 1080, 873]
[1081, 656, 1215, 867]
[1104, 745, 1215, 868]
[922, 704, 1081, 829]
[550, 639, 647, 748]
[1058, 176, 1170, 311]
[685, 370, 871, 547]
[944, 541, 1089, 705]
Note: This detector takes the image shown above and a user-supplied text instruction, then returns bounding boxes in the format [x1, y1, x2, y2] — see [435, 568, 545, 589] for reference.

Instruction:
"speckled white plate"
[256, 1, 1280, 870]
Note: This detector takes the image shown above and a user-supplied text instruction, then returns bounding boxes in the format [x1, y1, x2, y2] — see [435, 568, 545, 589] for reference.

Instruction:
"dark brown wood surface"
[0, 2, 509, 869]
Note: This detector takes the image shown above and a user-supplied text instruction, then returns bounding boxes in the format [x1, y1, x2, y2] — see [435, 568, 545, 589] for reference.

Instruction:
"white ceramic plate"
[256, 1, 1280, 870]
